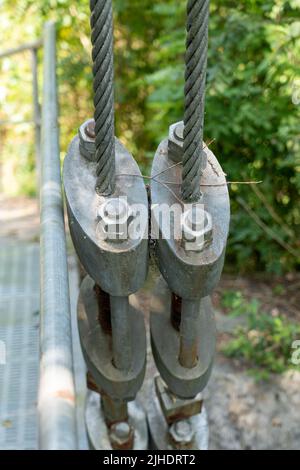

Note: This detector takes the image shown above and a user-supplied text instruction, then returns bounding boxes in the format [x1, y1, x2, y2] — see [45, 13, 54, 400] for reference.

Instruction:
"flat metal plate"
[150, 138, 230, 299]
[63, 136, 149, 296]
[0, 242, 40, 450]
[147, 382, 209, 450]
[86, 391, 148, 450]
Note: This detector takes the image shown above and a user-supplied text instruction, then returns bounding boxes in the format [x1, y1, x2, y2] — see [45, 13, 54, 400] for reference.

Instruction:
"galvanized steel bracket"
[150, 135, 230, 300]
[64, 135, 148, 297]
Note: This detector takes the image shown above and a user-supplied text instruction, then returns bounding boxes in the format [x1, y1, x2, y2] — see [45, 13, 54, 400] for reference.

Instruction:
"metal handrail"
[38, 21, 77, 450]
[0, 39, 42, 59]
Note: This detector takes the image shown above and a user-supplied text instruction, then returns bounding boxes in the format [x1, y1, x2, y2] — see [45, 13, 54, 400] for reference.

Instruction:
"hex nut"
[78, 119, 96, 161]
[109, 422, 134, 449]
[168, 121, 184, 163]
[97, 198, 134, 242]
[168, 121, 207, 169]
[169, 419, 195, 445]
[181, 206, 213, 252]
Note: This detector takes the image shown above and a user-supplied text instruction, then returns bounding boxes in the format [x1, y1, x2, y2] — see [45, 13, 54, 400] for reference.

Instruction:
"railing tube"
[38, 21, 77, 450]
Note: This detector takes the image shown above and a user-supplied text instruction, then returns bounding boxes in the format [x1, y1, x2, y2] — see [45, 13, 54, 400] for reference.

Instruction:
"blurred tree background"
[0, 0, 299, 273]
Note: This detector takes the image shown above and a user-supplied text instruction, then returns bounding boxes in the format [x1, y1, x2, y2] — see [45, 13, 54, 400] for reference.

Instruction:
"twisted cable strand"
[182, 0, 209, 202]
[90, 0, 116, 195]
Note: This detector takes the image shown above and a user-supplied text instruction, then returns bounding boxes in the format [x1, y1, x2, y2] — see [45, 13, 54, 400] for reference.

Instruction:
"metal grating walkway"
[0, 240, 88, 450]
[0, 241, 40, 450]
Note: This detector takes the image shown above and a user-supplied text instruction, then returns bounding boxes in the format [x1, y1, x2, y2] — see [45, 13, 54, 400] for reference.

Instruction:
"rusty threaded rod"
[179, 298, 201, 368]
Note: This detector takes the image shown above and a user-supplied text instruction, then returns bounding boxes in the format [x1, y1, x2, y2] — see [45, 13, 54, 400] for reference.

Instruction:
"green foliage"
[221, 290, 300, 378]
[1, 0, 299, 272]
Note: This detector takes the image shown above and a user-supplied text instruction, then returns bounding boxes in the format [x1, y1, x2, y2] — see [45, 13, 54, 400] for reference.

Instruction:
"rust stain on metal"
[111, 435, 134, 450]
[102, 392, 128, 426]
[179, 341, 199, 369]
[87, 371, 101, 394]
[168, 433, 194, 450]
[110, 426, 134, 450]
[54, 390, 75, 403]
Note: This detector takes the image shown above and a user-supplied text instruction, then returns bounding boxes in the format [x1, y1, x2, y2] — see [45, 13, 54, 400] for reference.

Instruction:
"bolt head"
[181, 206, 213, 252]
[113, 422, 131, 439]
[109, 422, 133, 448]
[104, 199, 128, 220]
[97, 198, 134, 242]
[168, 121, 207, 169]
[168, 121, 184, 163]
[174, 122, 184, 141]
[169, 419, 195, 445]
[85, 120, 96, 139]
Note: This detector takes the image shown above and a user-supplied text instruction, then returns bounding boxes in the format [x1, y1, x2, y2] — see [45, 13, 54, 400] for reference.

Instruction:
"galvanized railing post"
[38, 21, 77, 450]
[31, 47, 41, 185]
